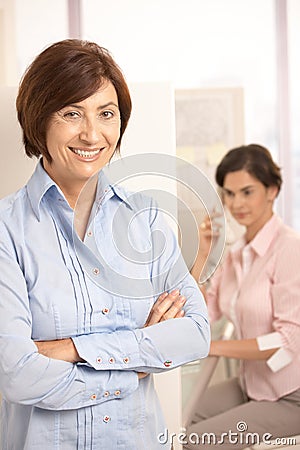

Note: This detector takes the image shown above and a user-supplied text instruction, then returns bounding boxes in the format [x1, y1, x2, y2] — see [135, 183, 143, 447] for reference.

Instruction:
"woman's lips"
[234, 213, 248, 220]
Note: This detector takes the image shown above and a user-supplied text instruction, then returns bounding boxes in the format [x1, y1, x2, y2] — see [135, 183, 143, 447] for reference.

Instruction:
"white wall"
[0, 0, 18, 85]
[81, 0, 276, 146]
[0, 86, 36, 198]
[14, 0, 68, 74]
[0, 0, 68, 84]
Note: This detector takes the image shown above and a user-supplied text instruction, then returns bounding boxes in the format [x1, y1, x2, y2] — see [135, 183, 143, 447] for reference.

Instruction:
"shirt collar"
[249, 214, 282, 256]
[230, 214, 282, 257]
[26, 160, 133, 221]
[95, 170, 133, 210]
[26, 160, 56, 221]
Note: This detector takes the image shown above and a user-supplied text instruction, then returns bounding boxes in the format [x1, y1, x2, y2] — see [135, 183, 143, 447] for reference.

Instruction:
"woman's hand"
[144, 290, 186, 327]
[190, 211, 222, 282]
[137, 372, 149, 379]
[198, 211, 222, 258]
[137, 290, 186, 380]
[35, 289, 186, 373]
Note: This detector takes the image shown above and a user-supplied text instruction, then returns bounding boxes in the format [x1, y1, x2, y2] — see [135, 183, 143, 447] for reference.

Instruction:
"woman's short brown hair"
[16, 39, 132, 161]
[215, 144, 282, 194]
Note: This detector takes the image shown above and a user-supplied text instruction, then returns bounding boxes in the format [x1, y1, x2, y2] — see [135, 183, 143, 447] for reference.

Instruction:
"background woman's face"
[222, 169, 277, 231]
[44, 81, 121, 190]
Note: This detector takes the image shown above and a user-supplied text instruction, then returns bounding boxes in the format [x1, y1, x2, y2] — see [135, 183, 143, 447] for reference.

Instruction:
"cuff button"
[164, 360, 172, 367]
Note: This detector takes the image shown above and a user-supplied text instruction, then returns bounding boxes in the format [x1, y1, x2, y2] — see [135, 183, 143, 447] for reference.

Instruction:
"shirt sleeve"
[0, 228, 138, 410]
[205, 263, 224, 322]
[72, 199, 210, 372]
[257, 234, 300, 372]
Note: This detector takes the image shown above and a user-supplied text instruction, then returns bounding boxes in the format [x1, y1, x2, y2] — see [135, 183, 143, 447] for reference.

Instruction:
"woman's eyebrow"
[222, 187, 234, 194]
[223, 185, 254, 194]
[65, 101, 119, 110]
[240, 185, 254, 192]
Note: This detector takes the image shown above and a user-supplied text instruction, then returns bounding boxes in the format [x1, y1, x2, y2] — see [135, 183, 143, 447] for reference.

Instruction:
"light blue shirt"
[0, 161, 209, 450]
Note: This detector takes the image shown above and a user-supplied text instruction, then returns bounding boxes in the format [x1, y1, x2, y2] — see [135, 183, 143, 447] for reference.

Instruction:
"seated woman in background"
[185, 144, 300, 449]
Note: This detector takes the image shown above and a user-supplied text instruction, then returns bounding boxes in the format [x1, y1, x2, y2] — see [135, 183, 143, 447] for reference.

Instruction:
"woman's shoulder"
[275, 219, 300, 247]
[270, 219, 300, 267]
[0, 188, 27, 222]
[112, 184, 159, 219]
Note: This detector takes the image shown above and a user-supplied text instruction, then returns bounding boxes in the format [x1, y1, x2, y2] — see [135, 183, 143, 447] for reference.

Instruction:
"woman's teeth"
[71, 148, 101, 158]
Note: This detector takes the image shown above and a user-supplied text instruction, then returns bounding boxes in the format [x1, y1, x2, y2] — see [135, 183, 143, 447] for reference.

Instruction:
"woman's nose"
[232, 194, 243, 209]
[79, 119, 101, 144]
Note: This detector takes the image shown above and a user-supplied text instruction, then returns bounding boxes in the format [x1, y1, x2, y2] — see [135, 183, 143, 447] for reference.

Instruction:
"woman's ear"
[267, 185, 279, 201]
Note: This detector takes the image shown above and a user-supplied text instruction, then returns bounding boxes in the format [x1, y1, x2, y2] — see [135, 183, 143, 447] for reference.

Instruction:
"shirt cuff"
[72, 330, 140, 370]
[77, 365, 139, 403]
[265, 347, 293, 372]
[256, 332, 283, 350]
[257, 332, 293, 372]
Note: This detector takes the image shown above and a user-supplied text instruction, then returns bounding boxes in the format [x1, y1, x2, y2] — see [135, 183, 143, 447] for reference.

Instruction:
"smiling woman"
[0, 39, 210, 450]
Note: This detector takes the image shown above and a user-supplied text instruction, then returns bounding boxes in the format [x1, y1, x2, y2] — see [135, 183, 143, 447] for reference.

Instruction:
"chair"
[182, 321, 300, 449]
[183, 320, 235, 428]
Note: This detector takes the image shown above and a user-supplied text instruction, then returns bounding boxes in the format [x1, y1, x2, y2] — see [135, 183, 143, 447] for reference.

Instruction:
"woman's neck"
[245, 210, 274, 243]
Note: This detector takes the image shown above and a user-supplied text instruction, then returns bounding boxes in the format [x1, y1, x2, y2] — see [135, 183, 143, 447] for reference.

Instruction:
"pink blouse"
[207, 214, 300, 401]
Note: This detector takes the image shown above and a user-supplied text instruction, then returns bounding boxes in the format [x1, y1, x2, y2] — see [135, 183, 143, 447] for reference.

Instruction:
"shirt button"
[96, 357, 102, 364]
[109, 357, 115, 364]
[123, 357, 130, 364]
[164, 360, 173, 367]
[103, 391, 110, 397]
[103, 415, 111, 423]
[114, 390, 121, 396]
[87, 230, 93, 237]
[93, 268, 100, 275]
[102, 307, 110, 315]
[90, 394, 97, 400]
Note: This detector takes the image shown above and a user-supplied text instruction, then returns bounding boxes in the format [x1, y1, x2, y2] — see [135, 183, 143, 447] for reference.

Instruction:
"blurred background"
[0, 0, 299, 229]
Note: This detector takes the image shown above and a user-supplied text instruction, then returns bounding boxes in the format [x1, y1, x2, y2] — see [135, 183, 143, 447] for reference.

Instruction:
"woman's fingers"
[162, 295, 186, 321]
[144, 290, 186, 327]
[200, 215, 222, 235]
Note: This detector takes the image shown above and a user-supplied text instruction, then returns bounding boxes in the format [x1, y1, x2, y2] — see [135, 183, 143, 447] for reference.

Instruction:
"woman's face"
[222, 170, 277, 235]
[44, 80, 120, 191]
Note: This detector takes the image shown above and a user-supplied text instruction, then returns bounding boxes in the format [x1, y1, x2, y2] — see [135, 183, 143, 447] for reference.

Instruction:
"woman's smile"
[68, 146, 103, 159]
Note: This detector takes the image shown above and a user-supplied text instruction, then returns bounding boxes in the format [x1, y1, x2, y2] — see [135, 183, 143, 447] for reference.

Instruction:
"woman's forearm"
[210, 338, 278, 360]
[190, 251, 207, 283]
[35, 338, 84, 363]
[35, 291, 187, 364]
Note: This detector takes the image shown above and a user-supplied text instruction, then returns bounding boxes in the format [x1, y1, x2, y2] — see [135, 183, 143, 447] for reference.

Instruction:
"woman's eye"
[63, 111, 81, 119]
[101, 110, 114, 120]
